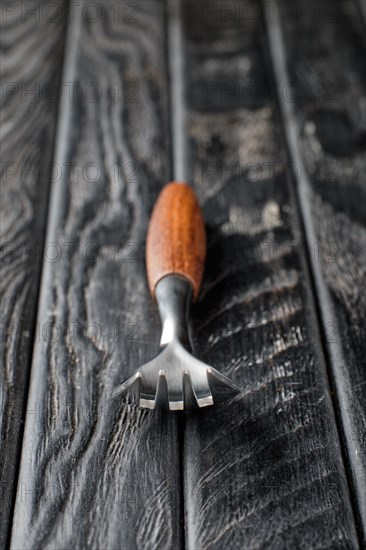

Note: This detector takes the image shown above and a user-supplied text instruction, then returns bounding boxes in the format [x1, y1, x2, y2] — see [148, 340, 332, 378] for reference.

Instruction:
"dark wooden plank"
[0, 2, 67, 546]
[265, 0, 366, 542]
[10, 2, 182, 548]
[181, 0, 359, 547]
[356, 0, 366, 27]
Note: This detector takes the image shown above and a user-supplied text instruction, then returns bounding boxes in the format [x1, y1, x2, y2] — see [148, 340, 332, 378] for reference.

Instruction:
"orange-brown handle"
[146, 182, 206, 301]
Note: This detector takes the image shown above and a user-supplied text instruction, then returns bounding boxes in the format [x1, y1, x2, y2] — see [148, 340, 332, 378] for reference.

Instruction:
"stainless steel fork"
[112, 182, 240, 410]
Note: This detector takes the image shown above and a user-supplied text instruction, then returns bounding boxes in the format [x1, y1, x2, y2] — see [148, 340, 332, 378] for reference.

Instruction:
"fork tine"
[139, 395, 156, 409]
[111, 372, 141, 398]
[207, 368, 241, 391]
[140, 400, 155, 410]
[139, 378, 157, 409]
[166, 371, 184, 411]
[168, 397, 184, 411]
[207, 368, 241, 402]
[188, 368, 214, 408]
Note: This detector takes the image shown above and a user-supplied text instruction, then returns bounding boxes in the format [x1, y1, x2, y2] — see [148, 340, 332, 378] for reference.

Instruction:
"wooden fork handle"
[146, 182, 206, 301]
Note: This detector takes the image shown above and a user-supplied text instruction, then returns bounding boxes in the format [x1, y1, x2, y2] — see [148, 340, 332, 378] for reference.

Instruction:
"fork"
[112, 182, 240, 410]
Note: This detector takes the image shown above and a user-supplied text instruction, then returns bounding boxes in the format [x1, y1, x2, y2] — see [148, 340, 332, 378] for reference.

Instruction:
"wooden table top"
[1, 1, 365, 548]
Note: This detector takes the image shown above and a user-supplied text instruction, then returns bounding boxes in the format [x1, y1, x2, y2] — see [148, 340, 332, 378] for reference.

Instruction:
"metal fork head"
[112, 275, 240, 410]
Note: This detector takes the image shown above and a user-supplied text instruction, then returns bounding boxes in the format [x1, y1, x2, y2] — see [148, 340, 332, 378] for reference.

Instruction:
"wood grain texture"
[270, 0, 366, 541]
[181, 0, 359, 547]
[0, 2, 67, 546]
[146, 182, 206, 300]
[10, 2, 182, 549]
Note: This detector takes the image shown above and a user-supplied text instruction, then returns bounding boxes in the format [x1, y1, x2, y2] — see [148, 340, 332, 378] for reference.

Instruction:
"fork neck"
[155, 275, 193, 349]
